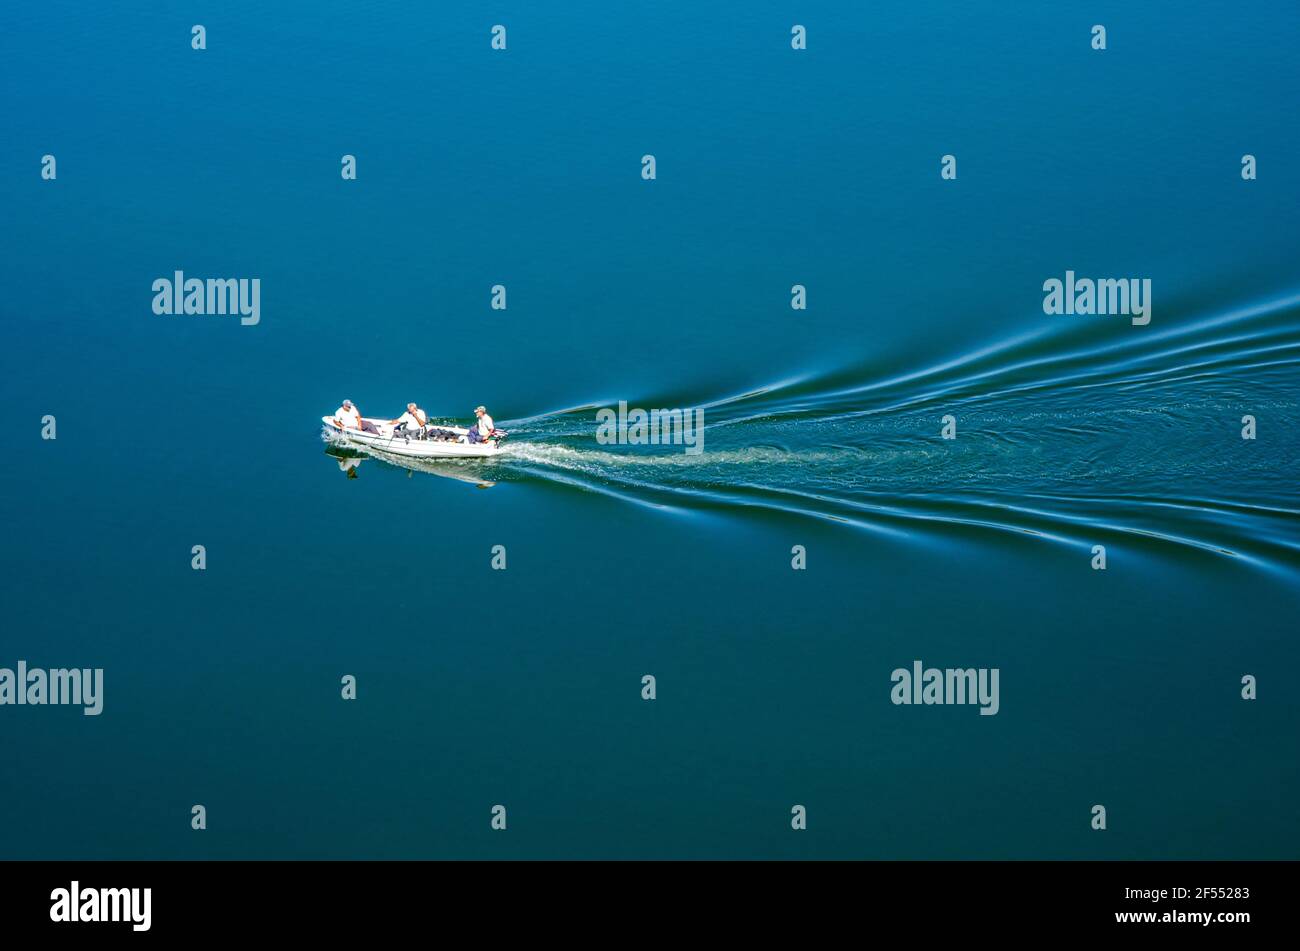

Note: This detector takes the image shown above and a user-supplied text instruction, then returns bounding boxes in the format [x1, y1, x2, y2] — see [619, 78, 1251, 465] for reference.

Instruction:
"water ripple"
[357, 290, 1300, 576]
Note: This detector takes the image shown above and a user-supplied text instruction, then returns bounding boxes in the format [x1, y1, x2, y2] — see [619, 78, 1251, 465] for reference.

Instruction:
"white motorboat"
[321, 416, 507, 458]
[324, 444, 497, 486]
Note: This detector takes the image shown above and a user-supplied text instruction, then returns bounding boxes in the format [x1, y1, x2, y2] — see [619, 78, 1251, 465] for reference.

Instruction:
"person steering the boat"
[392, 402, 429, 437]
[466, 405, 495, 444]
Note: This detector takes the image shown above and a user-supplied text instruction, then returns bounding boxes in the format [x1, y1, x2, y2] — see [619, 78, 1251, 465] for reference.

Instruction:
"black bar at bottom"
[0, 860, 1283, 937]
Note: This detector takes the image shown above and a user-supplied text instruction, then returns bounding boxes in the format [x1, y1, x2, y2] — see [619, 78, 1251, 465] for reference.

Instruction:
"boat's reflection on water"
[324, 445, 497, 488]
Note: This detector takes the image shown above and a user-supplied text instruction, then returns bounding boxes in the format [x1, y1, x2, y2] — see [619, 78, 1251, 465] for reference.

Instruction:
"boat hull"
[321, 416, 503, 458]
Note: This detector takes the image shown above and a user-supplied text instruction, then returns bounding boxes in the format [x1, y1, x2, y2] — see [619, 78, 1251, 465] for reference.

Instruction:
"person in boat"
[333, 399, 361, 429]
[392, 402, 429, 437]
[334, 399, 381, 433]
[466, 405, 495, 444]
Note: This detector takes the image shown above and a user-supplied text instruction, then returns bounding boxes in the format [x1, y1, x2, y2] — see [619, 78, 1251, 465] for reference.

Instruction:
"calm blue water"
[2, 1, 1298, 858]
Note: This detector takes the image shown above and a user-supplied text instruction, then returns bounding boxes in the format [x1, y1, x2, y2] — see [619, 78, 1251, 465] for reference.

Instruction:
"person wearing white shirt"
[334, 399, 362, 429]
[468, 405, 495, 443]
[392, 402, 429, 436]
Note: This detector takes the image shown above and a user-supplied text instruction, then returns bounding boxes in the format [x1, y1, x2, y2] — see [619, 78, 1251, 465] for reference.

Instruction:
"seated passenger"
[336, 399, 382, 433]
[334, 399, 361, 429]
[392, 403, 429, 436]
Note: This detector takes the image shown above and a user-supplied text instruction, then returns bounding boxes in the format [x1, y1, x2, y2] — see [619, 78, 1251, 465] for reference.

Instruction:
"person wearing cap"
[392, 402, 429, 437]
[334, 399, 381, 433]
[466, 405, 495, 443]
[334, 399, 362, 430]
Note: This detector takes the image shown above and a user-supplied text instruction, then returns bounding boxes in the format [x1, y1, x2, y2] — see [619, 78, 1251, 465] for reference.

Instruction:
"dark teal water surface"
[2, 1, 1298, 858]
